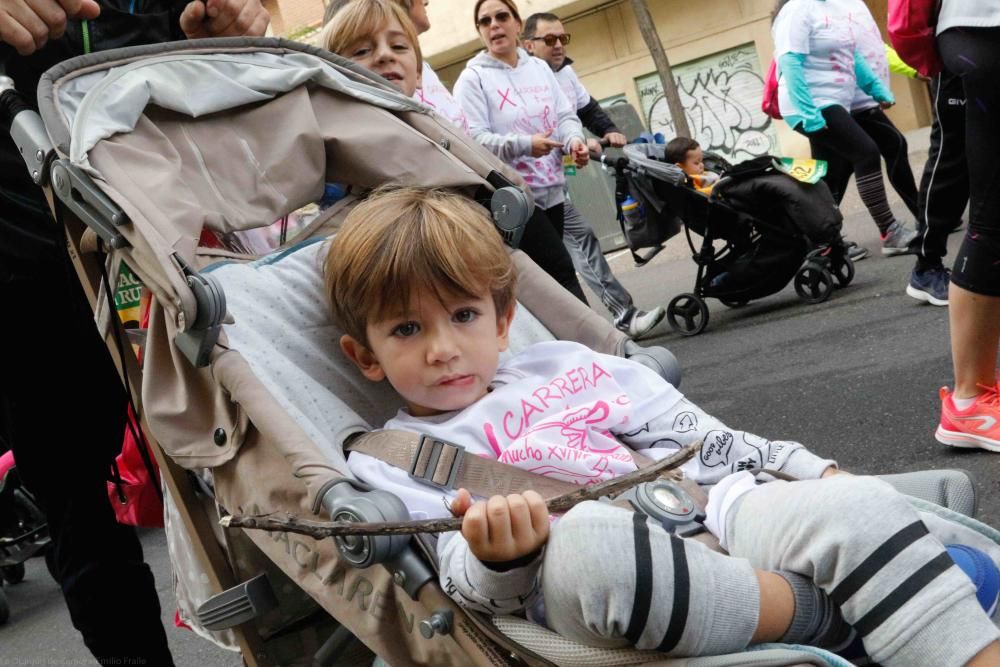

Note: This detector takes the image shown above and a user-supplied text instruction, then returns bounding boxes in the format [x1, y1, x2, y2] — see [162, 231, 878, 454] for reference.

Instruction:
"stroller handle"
[1, 74, 54, 187]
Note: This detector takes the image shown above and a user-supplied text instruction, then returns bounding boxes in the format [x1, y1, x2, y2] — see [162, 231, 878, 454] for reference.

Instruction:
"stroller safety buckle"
[409, 436, 465, 490]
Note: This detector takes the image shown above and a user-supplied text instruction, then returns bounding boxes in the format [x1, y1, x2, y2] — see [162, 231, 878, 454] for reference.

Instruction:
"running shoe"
[946, 544, 1000, 616]
[937, 384, 1000, 451]
[880, 221, 918, 256]
[906, 265, 950, 306]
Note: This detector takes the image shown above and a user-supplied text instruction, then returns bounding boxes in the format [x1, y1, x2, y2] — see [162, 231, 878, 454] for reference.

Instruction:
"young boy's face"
[340, 17, 421, 96]
[679, 146, 705, 175]
[341, 287, 513, 417]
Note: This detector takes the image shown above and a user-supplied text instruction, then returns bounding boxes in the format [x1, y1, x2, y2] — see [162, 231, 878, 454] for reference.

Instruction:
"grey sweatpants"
[542, 475, 999, 665]
[561, 201, 635, 327]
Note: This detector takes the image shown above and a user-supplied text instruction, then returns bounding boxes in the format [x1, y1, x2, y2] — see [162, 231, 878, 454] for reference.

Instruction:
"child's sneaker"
[946, 544, 1000, 616]
[936, 384, 1000, 451]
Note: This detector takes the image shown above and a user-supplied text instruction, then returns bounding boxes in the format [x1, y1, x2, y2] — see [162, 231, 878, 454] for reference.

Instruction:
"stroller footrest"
[195, 573, 278, 630]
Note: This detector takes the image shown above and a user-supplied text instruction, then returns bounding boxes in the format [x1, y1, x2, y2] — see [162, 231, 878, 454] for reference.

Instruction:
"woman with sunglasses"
[454, 0, 590, 303]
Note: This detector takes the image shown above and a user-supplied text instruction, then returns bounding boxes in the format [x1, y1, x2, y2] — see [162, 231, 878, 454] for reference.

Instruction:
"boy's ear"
[522, 39, 534, 54]
[340, 335, 385, 382]
[496, 303, 515, 352]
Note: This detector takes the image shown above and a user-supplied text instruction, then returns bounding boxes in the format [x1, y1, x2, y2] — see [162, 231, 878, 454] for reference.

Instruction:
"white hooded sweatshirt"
[454, 47, 584, 210]
[415, 62, 469, 134]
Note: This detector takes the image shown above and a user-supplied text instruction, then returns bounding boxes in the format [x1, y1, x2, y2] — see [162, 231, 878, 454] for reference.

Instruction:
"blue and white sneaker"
[947, 544, 1000, 616]
[906, 265, 950, 306]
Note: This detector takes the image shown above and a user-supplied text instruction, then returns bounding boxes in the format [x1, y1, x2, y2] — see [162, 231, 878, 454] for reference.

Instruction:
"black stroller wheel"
[1, 564, 25, 585]
[794, 264, 834, 303]
[832, 255, 855, 288]
[667, 293, 709, 336]
[719, 298, 749, 308]
[0, 585, 8, 625]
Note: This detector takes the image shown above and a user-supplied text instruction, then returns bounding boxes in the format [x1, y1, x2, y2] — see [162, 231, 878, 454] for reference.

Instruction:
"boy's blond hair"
[322, 0, 423, 72]
[324, 188, 517, 347]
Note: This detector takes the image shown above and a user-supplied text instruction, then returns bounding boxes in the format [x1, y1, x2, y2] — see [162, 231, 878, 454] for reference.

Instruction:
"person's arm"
[854, 50, 894, 105]
[547, 68, 588, 166]
[885, 43, 919, 79]
[453, 68, 536, 162]
[777, 52, 826, 132]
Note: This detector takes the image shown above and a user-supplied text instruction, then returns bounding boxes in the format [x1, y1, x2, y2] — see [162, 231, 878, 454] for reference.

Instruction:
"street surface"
[3, 129, 999, 665]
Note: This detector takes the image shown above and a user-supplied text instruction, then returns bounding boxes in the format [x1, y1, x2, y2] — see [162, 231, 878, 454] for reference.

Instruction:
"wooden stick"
[222, 441, 701, 538]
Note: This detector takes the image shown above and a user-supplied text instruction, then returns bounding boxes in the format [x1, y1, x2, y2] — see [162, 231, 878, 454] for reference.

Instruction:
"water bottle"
[621, 195, 645, 229]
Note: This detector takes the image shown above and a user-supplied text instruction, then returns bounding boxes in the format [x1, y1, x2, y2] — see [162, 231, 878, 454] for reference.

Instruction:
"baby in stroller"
[324, 186, 1000, 666]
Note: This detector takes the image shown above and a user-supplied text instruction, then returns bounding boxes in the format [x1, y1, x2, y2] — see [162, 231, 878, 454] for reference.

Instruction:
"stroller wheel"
[719, 298, 749, 308]
[667, 293, 709, 336]
[0, 584, 8, 625]
[794, 263, 834, 304]
[1, 564, 24, 585]
[832, 255, 855, 288]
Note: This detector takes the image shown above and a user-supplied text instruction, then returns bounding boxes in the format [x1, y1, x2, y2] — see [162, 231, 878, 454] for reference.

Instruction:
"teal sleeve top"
[779, 50, 895, 133]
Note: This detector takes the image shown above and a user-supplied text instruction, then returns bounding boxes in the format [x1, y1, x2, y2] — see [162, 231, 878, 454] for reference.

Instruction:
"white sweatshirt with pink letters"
[346, 341, 834, 617]
[453, 48, 584, 210]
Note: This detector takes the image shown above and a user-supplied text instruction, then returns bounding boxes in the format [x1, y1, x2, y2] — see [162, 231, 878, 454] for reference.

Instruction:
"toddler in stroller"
[609, 141, 855, 335]
[0, 447, 51, 625]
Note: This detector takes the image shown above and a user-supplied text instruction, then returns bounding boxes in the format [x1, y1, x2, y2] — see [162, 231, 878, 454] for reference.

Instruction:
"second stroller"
[610, 144, 854, 336]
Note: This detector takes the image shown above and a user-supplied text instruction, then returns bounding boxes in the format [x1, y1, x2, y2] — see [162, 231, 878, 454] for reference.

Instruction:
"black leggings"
[823, 107, 920, 220]
[799, 105, 898, 234]
[939, 27, 1000, 296]
[518, 203, 588, 303]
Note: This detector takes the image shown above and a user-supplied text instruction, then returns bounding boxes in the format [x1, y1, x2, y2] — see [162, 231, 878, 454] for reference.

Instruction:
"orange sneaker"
[936, 384, 1000, 451]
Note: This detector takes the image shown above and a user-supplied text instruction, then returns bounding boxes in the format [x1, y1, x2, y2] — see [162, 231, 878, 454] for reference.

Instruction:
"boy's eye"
[392, 321, 420, 337]
[392, 42, 411, 52]
[350, 46, 372, 58]
[453, 308, 479, 324]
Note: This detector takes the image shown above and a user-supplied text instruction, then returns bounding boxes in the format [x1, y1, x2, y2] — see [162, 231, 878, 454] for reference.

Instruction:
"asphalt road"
[3, 135, 999, 665]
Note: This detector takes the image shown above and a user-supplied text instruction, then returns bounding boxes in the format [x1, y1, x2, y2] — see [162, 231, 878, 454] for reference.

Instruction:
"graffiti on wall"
[636, 45, 778, 162]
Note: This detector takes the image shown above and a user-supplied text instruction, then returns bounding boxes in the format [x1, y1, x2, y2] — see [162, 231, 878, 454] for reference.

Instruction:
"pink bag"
[888, 0, 943, 78]
[107, 405, 164, 528]
[761, 59, 782, 120]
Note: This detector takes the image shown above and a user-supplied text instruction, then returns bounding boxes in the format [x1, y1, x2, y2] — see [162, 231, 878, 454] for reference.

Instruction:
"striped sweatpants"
[542, 475, 999, 665]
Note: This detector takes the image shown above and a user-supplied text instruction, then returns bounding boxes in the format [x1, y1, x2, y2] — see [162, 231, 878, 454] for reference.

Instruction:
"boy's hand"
[451, 488, 549, 563]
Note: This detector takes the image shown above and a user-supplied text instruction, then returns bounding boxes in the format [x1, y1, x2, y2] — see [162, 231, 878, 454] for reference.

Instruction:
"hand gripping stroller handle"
[1, 74, 55, 187]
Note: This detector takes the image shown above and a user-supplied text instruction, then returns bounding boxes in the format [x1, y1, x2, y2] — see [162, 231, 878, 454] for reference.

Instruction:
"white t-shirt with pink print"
[346, 340, 835, 616]
[415, 62, 469, 133]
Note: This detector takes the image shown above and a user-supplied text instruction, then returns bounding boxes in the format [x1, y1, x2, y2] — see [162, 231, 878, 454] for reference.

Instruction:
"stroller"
[0, 448, 52, 625]
[607, 144, 855, 336]
[4, 38, 994, 666]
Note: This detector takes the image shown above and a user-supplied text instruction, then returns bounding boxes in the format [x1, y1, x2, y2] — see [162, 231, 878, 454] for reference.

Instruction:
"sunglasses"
[529, 33, 571, 47]
[477, 10, 513, 28]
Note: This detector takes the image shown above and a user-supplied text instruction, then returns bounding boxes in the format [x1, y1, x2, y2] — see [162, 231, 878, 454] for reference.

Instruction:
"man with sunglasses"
[523, 12, 665, 339]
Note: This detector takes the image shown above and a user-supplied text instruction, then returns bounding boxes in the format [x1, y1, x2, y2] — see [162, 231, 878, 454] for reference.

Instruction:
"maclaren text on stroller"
[609, 145, 855, 336]
[3, 38, 995, 667]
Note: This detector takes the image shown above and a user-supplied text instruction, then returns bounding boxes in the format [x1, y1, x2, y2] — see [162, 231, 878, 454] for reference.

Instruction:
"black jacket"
[1, 0, 188, 267]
